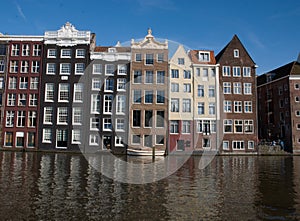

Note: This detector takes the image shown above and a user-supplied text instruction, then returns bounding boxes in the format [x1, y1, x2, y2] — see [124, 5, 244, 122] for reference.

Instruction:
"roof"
[189, 50, 216, 65]
[215, 34, 255, 65]
[257, 61, 300, 86]
[93, 46, 131, 53]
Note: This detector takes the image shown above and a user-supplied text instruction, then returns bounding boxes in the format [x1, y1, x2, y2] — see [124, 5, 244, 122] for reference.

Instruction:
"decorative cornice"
[131, 28, 168, 49]
[0, 35, 44, 41]
[90, 52, 131, 61]
[44, 22, 91, 46]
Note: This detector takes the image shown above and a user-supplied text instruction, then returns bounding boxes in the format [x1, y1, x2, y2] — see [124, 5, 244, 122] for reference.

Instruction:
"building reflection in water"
[0, 152, 300, 220]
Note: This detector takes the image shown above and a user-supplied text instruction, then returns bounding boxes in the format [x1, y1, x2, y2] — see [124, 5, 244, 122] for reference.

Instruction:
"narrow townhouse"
[216, 35, 258, 153]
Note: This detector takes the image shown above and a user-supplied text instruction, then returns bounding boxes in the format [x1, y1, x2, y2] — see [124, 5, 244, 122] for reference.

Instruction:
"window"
[21, 61, 29, 73]
[0, 60, 5, 73]
[61, 49, 71, 58]
[48, 49, 56, 58]
[296, 110, 300, 117]
[104, 95, 113, 114]
[224, 119, 233, 133]
[45, 83, 54, 102]
[183, 99, 191, 112]
[135, 53, 142, 62]
[92, 78, 101, 90]
[17, 111, 26, 127]
[209, 103, 215, 115]
[233, 141, 244, 150]
[42, 129, 52, 143]
[278, 86, 283, 95]
[32, 61, 40, 73]
[233, 82, 242, 94]
[223, 66, 230, 76]
[7, 94, 16, 106]
[133, 90, 142, 103]
[198, 102, 204, 115]
[244, 101, 252, 113]
[198, 85, 204, 97]
[209, 86, 215, 97]
[91, 94, 100, 114]
[145, 71, 153, 83]
[156, 135, 164, 145]
[93, 64, 102, 74]
[248, 141, 254, 149]
[144, 110, 153, 127]
[157, 53, 164, 62]
[76, 49, 85, 58]
[105, 64, 115, 75]
[19, 77, 28, 89]
[118, 64, 127, 75]
[171, 69, 179, 78]
[33, 44, 41, 56]
[223, 82, 231, 94]
[73, 83, 83, 102]
[295, 84, 300, 90]
[11, 44, 20, 56]
[30, 77, 39, 90]
[115, 136, 124, 147]
[104, 78, 114, 91]
[116, 118, 125, 131]
[199, 52, 210, 62]
[0, 77, 3, 89]
[57, 107, 68, 124]
[56, 129, 68, 148]
[244, 83, 252, 95]
[171, 83, 179, 92]
[133, 70, 142, 83]
[116, 95, 126, 114]
[244, 120, 254, 133]
[18, 94, 27, 106]
[223, 141, 229, 150]
[28, 111, 37, 127]
[22, 44, 30, 56]
[103, 118, 112, 131]
[202, 69, 208, 78]
[117, 78, 126, 91]
[210, 69, 216, 77]
[145, 54, 154, 65]
[296, 97, 300, 103]
[145, 90, 153, 104]
[133, 110, 141, 127]
[47, 63, 56, 74]
[178, 58, 185, 65]
[197, 120, 203, 133]
[157, 91, 165, 104]
[234, 120, 243, 133]
[0, 44, 6, 55]
[243, 67, 251, 77]
[89, 134, 99, 145]
[144, 135, 153, 147]
[8, 77, 17, 89]
[182, 121, 191, 134]
[75, 63, 85, 75]
[58, 84, 69, 102]
[72, 107, 82, 125]
[157, 71, 165, 84]
[4, 132, 13, 147]
[183, 70, 191, 79]
[234, 49, 239, 58]
[27, 132, 35, 147]
[170, 120, 179, 134]
[233, 67, 241, 77]
[183, 84, 191, 93]
[171, 99, 179, 112]
[203, 138, 211, 148]
[156, 111, 164, 128]
[234, 101, 242, 113]
[60, 63, 71, 75]
[5, 111, 14, 127]
[44, 107, 53, 124]
[196, 68, 200, 76]
[90, 117, 100, 130]
[132, 135, 141, 144]
[72, 130, 81, 144]
[10, 61, 18, 73]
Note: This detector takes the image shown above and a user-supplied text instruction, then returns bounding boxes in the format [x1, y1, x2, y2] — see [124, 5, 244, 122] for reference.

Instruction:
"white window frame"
[46, 63, 56, 75]
[248, 141, 254, 149]
[232, 141, 244, 150]
[91, 94, 100, 114]
[234, 120, 243, 133]
[116, 95, 126, 115]
[71, 130, 81, 144]
[244, 83, 252, 95]
[30, 77, 39, 90]
[103, 118, 112, 131]
[118, 64, 127, 75]
[61, 49, 71, 58]
[182, 120, 191, 134]
[90, 117, 100, 131]
[57, 107, 68, 125]
[21, 61, 29, 73]
[92, 78, 101, 91]
[75, 63, 85, 75]
[103, 94, 113, 114]
[31, 61, 40, 73]
[182, 99, 191, 112]
[58, 83, 69, 102]
[170, 120, 179, 134]
[234, 101, 242, 113]
[233, 82, 242, 94]
[28, 111, 37, 128]
[60, 63, 71, 75]
[72, 107, 82, 125]
[244, 120, 254, 134]
[223, 141, 229, 150]
[234, 49, 239, 58]
[224, 119, 233, 133]
[73, 83, 83, 103]
[93, 64, 102, 74]
[105, 64, 115, 75]
[43, 107, 53, 124]
[243, 67, 251, 77]
[45, 83, 54, 102]
[224, 100, 232, 113]
[22, 44, 30, 56]
[117, 78, 126, 91]
[42, 129, 52, 143]
[104, 78, 114, 92]
[47, 49, 56, 58]
[7, 94, 16, 106]
[244, 101, 252, 113]
[76, 49, 85, 58]
[233, 66, 241, 77]
[223, 66, 231, 76]
[116, 118, 125, 131]
[89, 134, 99, 146]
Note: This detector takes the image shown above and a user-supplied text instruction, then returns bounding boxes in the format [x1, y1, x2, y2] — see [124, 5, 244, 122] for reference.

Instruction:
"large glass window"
[58, 83, 69, 102]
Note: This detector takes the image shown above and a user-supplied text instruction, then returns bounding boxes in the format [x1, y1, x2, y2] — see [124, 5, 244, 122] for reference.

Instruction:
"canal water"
[0, 151, 300, 220]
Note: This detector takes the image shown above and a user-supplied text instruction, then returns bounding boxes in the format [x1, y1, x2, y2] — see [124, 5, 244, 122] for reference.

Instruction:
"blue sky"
[1, 0, 300, 74]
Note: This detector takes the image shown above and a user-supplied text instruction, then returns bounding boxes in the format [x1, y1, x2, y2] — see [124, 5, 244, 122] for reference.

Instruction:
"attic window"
[234, 49, 239, 58]
[199, 52, 210, 62]
[108, 48, 116, 53]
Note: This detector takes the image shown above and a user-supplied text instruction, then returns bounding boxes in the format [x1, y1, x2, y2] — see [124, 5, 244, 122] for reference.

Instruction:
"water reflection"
[0, 152, 299, 220]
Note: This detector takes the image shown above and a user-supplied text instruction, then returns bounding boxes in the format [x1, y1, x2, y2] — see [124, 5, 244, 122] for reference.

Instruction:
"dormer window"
[108, 48, 116, 53]
[178, 58, 185, 65]
[199, 52, 210, 62]
[234, 49, 239, 58]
